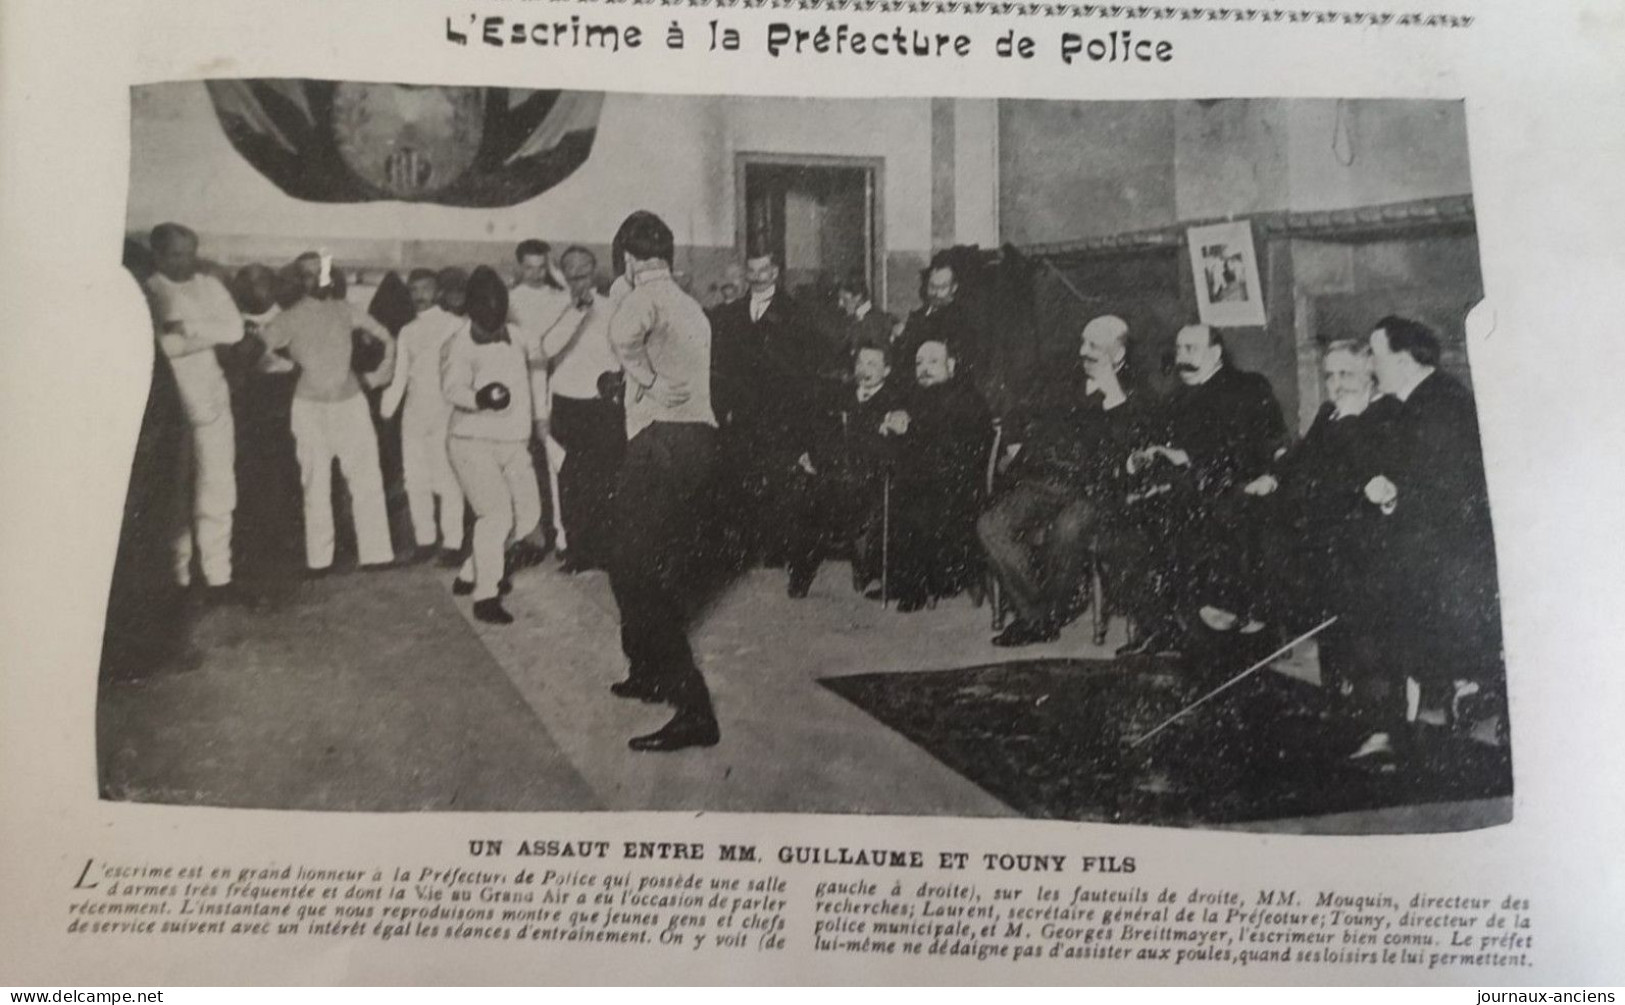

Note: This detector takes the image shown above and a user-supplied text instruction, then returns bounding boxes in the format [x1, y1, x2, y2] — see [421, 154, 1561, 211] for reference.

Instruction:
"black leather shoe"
[788, 569, 815, 599]
[629, 712, 720, 752]
[506, 539, 552, 572]
[451, 578, 475, 596]
[610, 678, 669, 703]
[558, 552, 598, 575]
[473, 598, 513, 625]
[992, 620, 1060, 648]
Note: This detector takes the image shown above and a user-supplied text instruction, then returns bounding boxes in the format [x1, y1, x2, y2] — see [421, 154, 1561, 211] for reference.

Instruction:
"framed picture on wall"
[1187, 219, 1266, 327]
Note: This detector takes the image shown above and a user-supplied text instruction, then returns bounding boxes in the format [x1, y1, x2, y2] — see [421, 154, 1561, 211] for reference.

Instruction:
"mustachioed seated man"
[978, 315, 1147, 647]
[788, 339, 908, 599]
[879, 337, 993, 612]
[1116, 323, 1287, 656]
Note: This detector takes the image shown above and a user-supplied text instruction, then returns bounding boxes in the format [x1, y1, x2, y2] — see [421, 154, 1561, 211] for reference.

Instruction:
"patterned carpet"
[820, 655, 1513, 830]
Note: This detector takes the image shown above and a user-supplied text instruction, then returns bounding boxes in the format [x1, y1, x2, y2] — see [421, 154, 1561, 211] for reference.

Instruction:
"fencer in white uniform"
[143, 223, 245, 595]
[380, 269, 465, 563]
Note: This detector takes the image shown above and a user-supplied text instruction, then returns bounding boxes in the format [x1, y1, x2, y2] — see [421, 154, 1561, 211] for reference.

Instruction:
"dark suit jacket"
[844, 309, 895, 359]
[1005, 362, 1148, 497]
[892, 379, 994, 514]
[1374, 370, 1500, 670]
[1157, 365, 1288, 498]
[806, 380, 908, 497]
[710, 291, 834, 460]
[1274, 397, 1398, 531]
[897, 301, 975, 375]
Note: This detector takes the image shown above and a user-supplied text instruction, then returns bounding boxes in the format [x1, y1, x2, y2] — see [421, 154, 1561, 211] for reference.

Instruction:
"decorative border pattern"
[581, 0, 1475, 29]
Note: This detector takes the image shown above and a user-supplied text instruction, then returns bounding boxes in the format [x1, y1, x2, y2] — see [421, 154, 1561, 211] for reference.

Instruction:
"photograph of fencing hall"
[101, 81, 1510, 832]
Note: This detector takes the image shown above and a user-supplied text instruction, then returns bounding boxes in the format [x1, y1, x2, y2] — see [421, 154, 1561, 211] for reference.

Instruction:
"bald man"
[978, 315, 1146, 646]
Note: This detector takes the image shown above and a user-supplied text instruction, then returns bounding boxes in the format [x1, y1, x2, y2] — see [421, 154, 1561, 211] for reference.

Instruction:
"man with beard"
[1350, 316, 1502, 763]
[978, 315, 1144, 646]
[605, 211, 720, 751]
[441, 267, 542, 626]
[881, 338, 993, 612]
[1119, 323, 1286, 655]
[381, 269, 466, 565]
[143, 223, 248, 600]
[709, 250, 830, 573]
[897, 260, 974, 378]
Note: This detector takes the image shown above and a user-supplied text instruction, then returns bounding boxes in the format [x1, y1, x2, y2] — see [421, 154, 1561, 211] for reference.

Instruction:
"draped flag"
[205, 80, 604, 207]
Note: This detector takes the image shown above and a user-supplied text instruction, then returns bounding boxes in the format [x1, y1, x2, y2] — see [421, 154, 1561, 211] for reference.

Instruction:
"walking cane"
[1127, 616, 1339, 750]
[881, 473, 891, 608]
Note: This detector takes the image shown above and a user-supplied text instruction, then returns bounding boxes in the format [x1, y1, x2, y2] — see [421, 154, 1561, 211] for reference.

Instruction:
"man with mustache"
[709, 249, 830, 576]
[788, 339, 906, 599]
[897, 260, 975, 383]
[978, 315, 1145, 647]
[1119, 323, 1286, 655]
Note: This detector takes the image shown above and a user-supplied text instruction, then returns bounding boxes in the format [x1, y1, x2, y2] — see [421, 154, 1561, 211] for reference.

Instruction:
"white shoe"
[1349, 732, 1393, 760]
[1199, 605, 1238, 632]
[1451, 679, 1482, 722]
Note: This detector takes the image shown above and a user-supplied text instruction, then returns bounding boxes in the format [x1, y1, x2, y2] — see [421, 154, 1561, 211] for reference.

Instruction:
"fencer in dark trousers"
[604, 211, 721, 752]
[440, 267, 542, 625]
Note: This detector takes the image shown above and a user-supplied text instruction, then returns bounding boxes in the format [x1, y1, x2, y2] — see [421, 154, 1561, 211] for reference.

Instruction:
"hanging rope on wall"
[1332, 98, 1356, 167]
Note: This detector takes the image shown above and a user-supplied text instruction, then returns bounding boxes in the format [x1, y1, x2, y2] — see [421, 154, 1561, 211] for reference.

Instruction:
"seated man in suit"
[978, 315, 1145, 647]
[1348, 316, 1502, 764]
[881, 338, 993, 612]
[1241, 339, 1398, 700]
[1116, 323, 1287, 656]
[788, 340, 905, 598]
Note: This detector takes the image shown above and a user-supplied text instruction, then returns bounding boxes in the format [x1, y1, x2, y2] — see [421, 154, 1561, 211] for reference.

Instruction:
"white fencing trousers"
[449, 437, 542, 601]
[290, 395, 395, 570]
[172, 409, 237, 587]
[401, 418, 464, 550]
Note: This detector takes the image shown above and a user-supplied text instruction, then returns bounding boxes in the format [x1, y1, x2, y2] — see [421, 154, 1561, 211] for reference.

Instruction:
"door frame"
[734, 152, 886, 309]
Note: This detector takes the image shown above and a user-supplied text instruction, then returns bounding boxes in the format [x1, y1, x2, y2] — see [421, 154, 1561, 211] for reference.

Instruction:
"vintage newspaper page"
[1, 0, 1622, 986]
